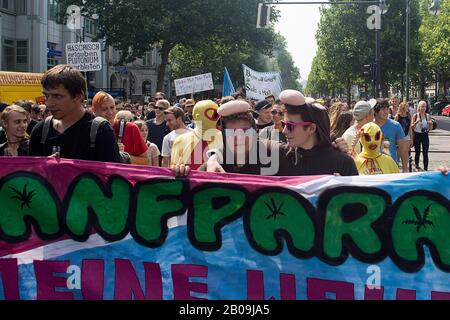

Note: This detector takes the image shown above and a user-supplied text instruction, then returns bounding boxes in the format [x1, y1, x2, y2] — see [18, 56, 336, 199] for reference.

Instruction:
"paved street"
[435, 116, 450, 131]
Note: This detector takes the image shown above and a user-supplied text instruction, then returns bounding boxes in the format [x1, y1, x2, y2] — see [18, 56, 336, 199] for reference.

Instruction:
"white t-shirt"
[342, 125, 362, 155]
[147, 141, 161, 166]
[413, 113, 430, 133]
[161, 128, 192, 157]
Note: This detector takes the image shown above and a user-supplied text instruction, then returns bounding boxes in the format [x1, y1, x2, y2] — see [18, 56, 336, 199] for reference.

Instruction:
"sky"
[275, 1, 328, 83]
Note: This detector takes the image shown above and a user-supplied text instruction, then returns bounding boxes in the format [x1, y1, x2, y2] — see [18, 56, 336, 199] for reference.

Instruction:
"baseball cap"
[185, 99, 195, 107]
[353, 101, 373, 121]
[255, 99, 272, 111]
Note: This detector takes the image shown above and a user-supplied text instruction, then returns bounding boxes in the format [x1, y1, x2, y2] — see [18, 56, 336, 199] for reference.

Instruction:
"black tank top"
[397, 115, 411, 136]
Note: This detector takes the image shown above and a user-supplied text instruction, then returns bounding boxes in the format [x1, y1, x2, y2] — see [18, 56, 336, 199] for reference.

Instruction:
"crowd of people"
[0, 64, 445, 178]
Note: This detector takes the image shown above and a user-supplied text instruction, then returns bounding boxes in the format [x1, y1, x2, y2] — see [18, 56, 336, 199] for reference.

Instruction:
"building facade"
[0, 0, 168, 100]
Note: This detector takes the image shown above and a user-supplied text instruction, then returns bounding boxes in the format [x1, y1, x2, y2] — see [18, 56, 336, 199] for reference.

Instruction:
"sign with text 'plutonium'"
[66, 42, 102, 72]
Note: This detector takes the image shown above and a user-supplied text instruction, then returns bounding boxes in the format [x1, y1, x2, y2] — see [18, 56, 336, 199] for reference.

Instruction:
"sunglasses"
[155, 97, 164, 101]
[155, 107, 166, 110]
[281, 120, 313, 132]
[271, 110, 284, 116]
[224, 127, 255, 137]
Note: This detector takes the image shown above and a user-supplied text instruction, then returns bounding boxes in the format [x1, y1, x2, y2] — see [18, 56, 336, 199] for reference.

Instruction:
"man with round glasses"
[210, 100, 273, 175]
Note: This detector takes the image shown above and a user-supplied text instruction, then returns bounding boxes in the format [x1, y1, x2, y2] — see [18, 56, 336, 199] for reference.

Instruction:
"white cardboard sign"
[174, 73, 214, 96]
[66, 42, 102, 72]
[243, 64, 282, 100]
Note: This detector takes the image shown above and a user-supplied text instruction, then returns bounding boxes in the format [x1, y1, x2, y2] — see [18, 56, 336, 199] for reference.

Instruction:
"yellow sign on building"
[0, 71, 45, 105]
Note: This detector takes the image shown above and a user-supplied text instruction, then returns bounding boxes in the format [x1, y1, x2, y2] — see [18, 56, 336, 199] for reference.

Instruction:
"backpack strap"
[90, 117, 109, 149]
[41, 116, 53, 145]
[117, 120, 126, 144]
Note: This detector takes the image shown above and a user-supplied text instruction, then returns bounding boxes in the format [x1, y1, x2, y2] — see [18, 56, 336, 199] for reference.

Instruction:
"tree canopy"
[59, 0, 282, 92]
[307, 0, 447, 99]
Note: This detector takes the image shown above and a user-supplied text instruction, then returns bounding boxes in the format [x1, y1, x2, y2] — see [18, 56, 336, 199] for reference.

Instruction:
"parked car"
[431, 99, 449, 115]
[442, 105, 450, 117]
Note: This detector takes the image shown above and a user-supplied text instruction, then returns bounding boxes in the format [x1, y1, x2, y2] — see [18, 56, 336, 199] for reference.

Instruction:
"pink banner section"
[0, 157, 325, 257]
[0, 157, 324, 197]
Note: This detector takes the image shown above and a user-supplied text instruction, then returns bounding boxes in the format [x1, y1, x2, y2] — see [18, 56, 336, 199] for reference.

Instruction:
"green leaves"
[419, 0, 449, 84]
[307, 0, 449, 98]
[59, 0, 283, 92]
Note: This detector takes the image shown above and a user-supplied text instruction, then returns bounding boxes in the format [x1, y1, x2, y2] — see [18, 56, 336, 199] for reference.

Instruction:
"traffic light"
[363, 64, 374, 78]
[257, 3, 271, 29]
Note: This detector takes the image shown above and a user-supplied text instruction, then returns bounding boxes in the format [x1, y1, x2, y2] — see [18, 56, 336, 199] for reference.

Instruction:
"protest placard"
[66, 42, 102, 72]
[243, 64, 282, 100]
[174, 73, 214, 96]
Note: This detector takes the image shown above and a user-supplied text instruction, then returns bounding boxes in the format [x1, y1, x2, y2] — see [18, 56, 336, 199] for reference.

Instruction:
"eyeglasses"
[281, 120, 313, 132]
[271, 110, 284, 116]
[224, 127, 255, 137]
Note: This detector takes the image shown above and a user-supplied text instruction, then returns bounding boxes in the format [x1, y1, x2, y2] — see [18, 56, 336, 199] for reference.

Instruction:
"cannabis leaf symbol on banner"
[402, 205, 434, 233]
[10, 184, 36, 209]
[265, 198, 286, 220]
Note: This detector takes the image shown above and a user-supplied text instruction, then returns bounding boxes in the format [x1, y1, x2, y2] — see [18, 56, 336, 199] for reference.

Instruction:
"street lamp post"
[367, 3, 387, 98]
[405, 0, 411, 102]
[375, 26, 382, 98]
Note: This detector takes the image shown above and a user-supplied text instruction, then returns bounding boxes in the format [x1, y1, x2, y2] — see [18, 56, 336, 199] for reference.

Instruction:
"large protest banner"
[243, 64, 283, 100]
[174, 73, 214, 97]
[0, 158, 449, 300]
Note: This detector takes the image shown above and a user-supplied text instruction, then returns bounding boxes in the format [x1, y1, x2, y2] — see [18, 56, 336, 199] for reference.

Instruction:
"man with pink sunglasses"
[173, 90, 357, 177]
[276, 90, 358, 176]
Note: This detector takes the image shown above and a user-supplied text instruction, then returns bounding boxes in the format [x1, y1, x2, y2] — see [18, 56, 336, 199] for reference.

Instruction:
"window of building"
[2, 38, 15, 71]
[16, 0, 26, 14]
[16, 40, 28, 71]
[143, 51, 153, 67]
[1, 0, 16, 12]
[84, 18, 97, 36]
[47, 43, 59, 69]
[48, 0, 60, 21]
[142, 81, 152, 95]
[2, 0, 9, 10]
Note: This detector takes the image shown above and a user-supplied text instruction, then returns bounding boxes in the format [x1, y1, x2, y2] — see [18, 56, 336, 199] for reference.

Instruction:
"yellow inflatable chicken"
[354, 123, 400, 175]
[171, 100, 222, 170]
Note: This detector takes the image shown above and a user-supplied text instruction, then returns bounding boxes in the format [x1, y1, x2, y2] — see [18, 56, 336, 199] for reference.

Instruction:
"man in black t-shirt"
[29, 65, 120, 163]
[146, 99, 170, 152]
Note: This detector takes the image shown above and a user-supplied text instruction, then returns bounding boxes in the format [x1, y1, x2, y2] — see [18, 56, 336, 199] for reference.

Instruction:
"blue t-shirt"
[380, 119, 405, 163]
